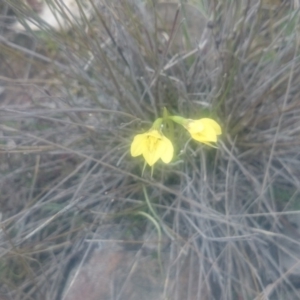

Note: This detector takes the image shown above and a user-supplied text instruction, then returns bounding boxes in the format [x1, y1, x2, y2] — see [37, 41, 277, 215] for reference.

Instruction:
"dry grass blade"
[1, 0, 300, 299]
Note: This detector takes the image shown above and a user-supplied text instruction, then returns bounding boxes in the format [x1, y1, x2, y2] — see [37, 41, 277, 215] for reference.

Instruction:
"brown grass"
[1, 0, 300, 299]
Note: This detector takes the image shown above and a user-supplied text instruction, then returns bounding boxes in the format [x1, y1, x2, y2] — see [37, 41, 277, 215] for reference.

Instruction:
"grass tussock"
[1, 0, 300, 299]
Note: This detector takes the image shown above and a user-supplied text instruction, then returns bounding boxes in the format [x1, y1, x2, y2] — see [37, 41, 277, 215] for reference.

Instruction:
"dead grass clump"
[1, 0, 300, 299]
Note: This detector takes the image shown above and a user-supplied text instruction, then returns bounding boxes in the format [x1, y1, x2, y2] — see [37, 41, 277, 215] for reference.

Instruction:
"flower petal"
[130, 133, 147, 157]
[143, 144, 162, 166]
[143, 130, 164, 166]
[186, 118, 222, 144]
[200, 118, 222, 135]
[143, 151, 158, 166]
[160, 136, 174, 163]
[147, 130, 163, 139]
[186, 120, 204, 134]
[190, 125, 217, 142]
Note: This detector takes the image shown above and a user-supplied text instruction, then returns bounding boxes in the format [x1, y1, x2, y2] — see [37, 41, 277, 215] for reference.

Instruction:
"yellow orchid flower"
[170, 116, 222, 146]
[131, 127, 174, 166]
[185, 118, 221, 145]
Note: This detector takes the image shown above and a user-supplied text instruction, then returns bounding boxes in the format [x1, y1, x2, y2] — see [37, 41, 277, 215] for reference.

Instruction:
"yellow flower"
[131, 129, 174, 166]
[185, 118, 222, 145]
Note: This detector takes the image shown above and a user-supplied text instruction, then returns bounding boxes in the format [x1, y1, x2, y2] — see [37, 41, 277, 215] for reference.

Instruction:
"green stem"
[168, 115, 188, 126]
[136, 211, 163, 275]
[151, 118, 163, 130]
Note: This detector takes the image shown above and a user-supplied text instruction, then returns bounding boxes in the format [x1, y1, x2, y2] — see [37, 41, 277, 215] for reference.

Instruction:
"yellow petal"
[143, 145, 162, 166]
[143, 131, 164, 166]
[190, 128, 217, 143]
[186, 120, 204, 133]
[160, 136, 174, 163]
[191, 122, 217, 141]
[130, 133, 147, 157]
[200, 118, 222, 135]
[147, 129, 163, 139]
[187, 118, 221, 144]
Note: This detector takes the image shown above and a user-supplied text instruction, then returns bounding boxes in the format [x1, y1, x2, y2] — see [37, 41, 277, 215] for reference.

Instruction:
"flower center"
[147, 135, 161, 153]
